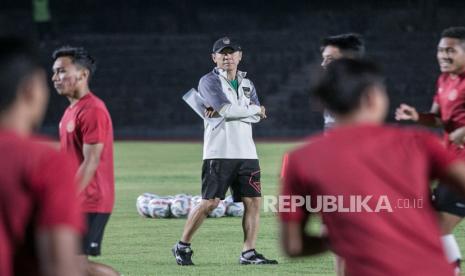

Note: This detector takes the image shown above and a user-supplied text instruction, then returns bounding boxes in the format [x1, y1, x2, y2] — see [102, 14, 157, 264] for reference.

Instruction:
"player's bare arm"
[77, 143, 104, 191]
[280, 219, 329, 257]
[395, 102, 442, 127]
[36, 227, 83, 276]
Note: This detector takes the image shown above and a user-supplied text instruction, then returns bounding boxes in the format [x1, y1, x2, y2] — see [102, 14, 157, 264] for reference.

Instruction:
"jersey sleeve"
[249, 81, 260, 106]
[32, 150, 83, 233]
[419, 132, 460, 179]
[79, 107, 109, 144]
[279, 152, 309, 223]
[198, 74, 231, 111]
[199, 74, 261, 119]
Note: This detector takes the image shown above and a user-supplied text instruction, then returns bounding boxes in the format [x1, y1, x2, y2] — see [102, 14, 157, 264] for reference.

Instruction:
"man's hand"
[395, 104, 419, 122]
[259, 105, 267, 119]
[449, 127, 465, 147]
[204, 107, 218, 118]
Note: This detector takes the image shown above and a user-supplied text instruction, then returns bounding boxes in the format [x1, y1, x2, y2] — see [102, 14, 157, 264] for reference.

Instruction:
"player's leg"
[334, 255, 346, 276]
[173, 159, 232, 265]
[439, 212, 463, 234]
[320, 223, 345, 275]
[76, 256, 119, 276]
[242, 196, 261, 252]
[180, 198, 220, 243]
[433, 184, 465, 271]
[81, 213, 119, 276]
[439, 212, 462, 263]
[173, 198, 220, 266]
[235, 159, 277, 265]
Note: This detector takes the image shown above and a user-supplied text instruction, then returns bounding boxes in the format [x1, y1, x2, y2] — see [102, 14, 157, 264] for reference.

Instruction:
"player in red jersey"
[396, 26, 465, 271]
[52, 46, 119, 276]
[280, 58, 465, 276]
[0, 37, 83, 276]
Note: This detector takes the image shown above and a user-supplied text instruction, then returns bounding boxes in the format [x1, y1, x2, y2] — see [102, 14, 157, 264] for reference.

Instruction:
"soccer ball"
[173, 193, 190, 199]
[170, 196, 191, 218]
[208, 200, 226, 218]
[190, 195, 202, 210]
[159, 195, 174, 201]
[136, 193, 159, 217]
[148, 198, 171, 218]
[223, 195, 234, 206]
[223, 195, 244, 217]
[226, 201, 244, 217]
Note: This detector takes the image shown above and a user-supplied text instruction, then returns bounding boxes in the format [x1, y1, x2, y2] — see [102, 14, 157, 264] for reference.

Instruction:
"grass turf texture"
[90, 142, 465, 275]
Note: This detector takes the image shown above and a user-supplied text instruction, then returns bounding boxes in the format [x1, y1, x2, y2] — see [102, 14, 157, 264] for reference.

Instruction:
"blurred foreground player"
[0, 37, 83, 276]
[173, 37, 276, 265]
[396, 26, 465, 270]
[280, 58, 465, 275]
[52, 46, 118, 276]
[281, 33, 365, 275]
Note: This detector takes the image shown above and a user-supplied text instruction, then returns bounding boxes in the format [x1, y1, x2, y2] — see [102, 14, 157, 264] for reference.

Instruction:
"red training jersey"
[0, 131, 83, 276]
[434, 72, 465, 156]
[280, 124, 457, 276]
[59, 92, 115, 213]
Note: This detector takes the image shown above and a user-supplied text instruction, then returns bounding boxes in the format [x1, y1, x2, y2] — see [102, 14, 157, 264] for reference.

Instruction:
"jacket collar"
[213, 68, 247, 82]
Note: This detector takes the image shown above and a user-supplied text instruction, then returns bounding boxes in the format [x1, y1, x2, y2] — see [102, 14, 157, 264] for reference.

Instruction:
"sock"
[178, 241, 191, 249]
[242, 249, 256, 259]
[442, 234, 462, 263]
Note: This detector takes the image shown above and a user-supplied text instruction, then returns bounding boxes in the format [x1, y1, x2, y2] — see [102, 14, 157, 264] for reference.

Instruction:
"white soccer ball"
[223, 195, 234, 206]
[159, 195, 174, 201]
[136, 193, 159, 217]
[190, 195, 202, 210]
[174, 193, 190, 199]
[148, 198, 171, 218]
[170, 196, 191, 218]
[226, 201, 244, 217]
[208, 200, 226, 218]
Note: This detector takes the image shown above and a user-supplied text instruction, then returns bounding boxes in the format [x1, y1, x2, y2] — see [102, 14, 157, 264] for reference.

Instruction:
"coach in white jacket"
[172, 37, 277, 266]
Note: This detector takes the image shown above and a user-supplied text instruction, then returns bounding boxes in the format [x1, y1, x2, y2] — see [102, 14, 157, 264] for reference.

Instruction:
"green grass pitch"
[91, 141, 465, 276]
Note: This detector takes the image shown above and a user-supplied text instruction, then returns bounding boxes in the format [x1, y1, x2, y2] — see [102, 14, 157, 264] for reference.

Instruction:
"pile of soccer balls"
[136, 193, 244, 218]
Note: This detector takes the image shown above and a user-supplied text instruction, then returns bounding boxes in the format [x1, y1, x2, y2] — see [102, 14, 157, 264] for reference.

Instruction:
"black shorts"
[201, 159, 261, 202]
[82, 212, 111, 256]
[433, 184, 465, 217]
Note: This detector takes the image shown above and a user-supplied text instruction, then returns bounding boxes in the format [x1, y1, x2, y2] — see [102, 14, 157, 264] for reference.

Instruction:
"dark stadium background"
[0, 0, 462, 139]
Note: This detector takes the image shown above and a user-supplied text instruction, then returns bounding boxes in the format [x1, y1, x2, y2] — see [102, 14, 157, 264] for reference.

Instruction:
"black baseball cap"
[212, 37, 242, 53]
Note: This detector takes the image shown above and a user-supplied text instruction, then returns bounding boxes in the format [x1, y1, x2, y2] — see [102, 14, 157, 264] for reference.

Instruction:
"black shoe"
[172, 243, 194, 266]
[239, 250, 278, 265]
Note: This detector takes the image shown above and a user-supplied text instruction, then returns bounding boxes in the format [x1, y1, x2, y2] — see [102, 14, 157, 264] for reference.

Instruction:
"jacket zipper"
[219, 74, 243, 100]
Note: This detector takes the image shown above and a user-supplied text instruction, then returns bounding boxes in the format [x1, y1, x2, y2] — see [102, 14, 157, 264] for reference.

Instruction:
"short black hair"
[441, 26, 465, 41]
[312, 58, 384, 115]
[0, 36, 41, 113]
[321, 33, 365, 57]
[52, 46, 96, 79]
